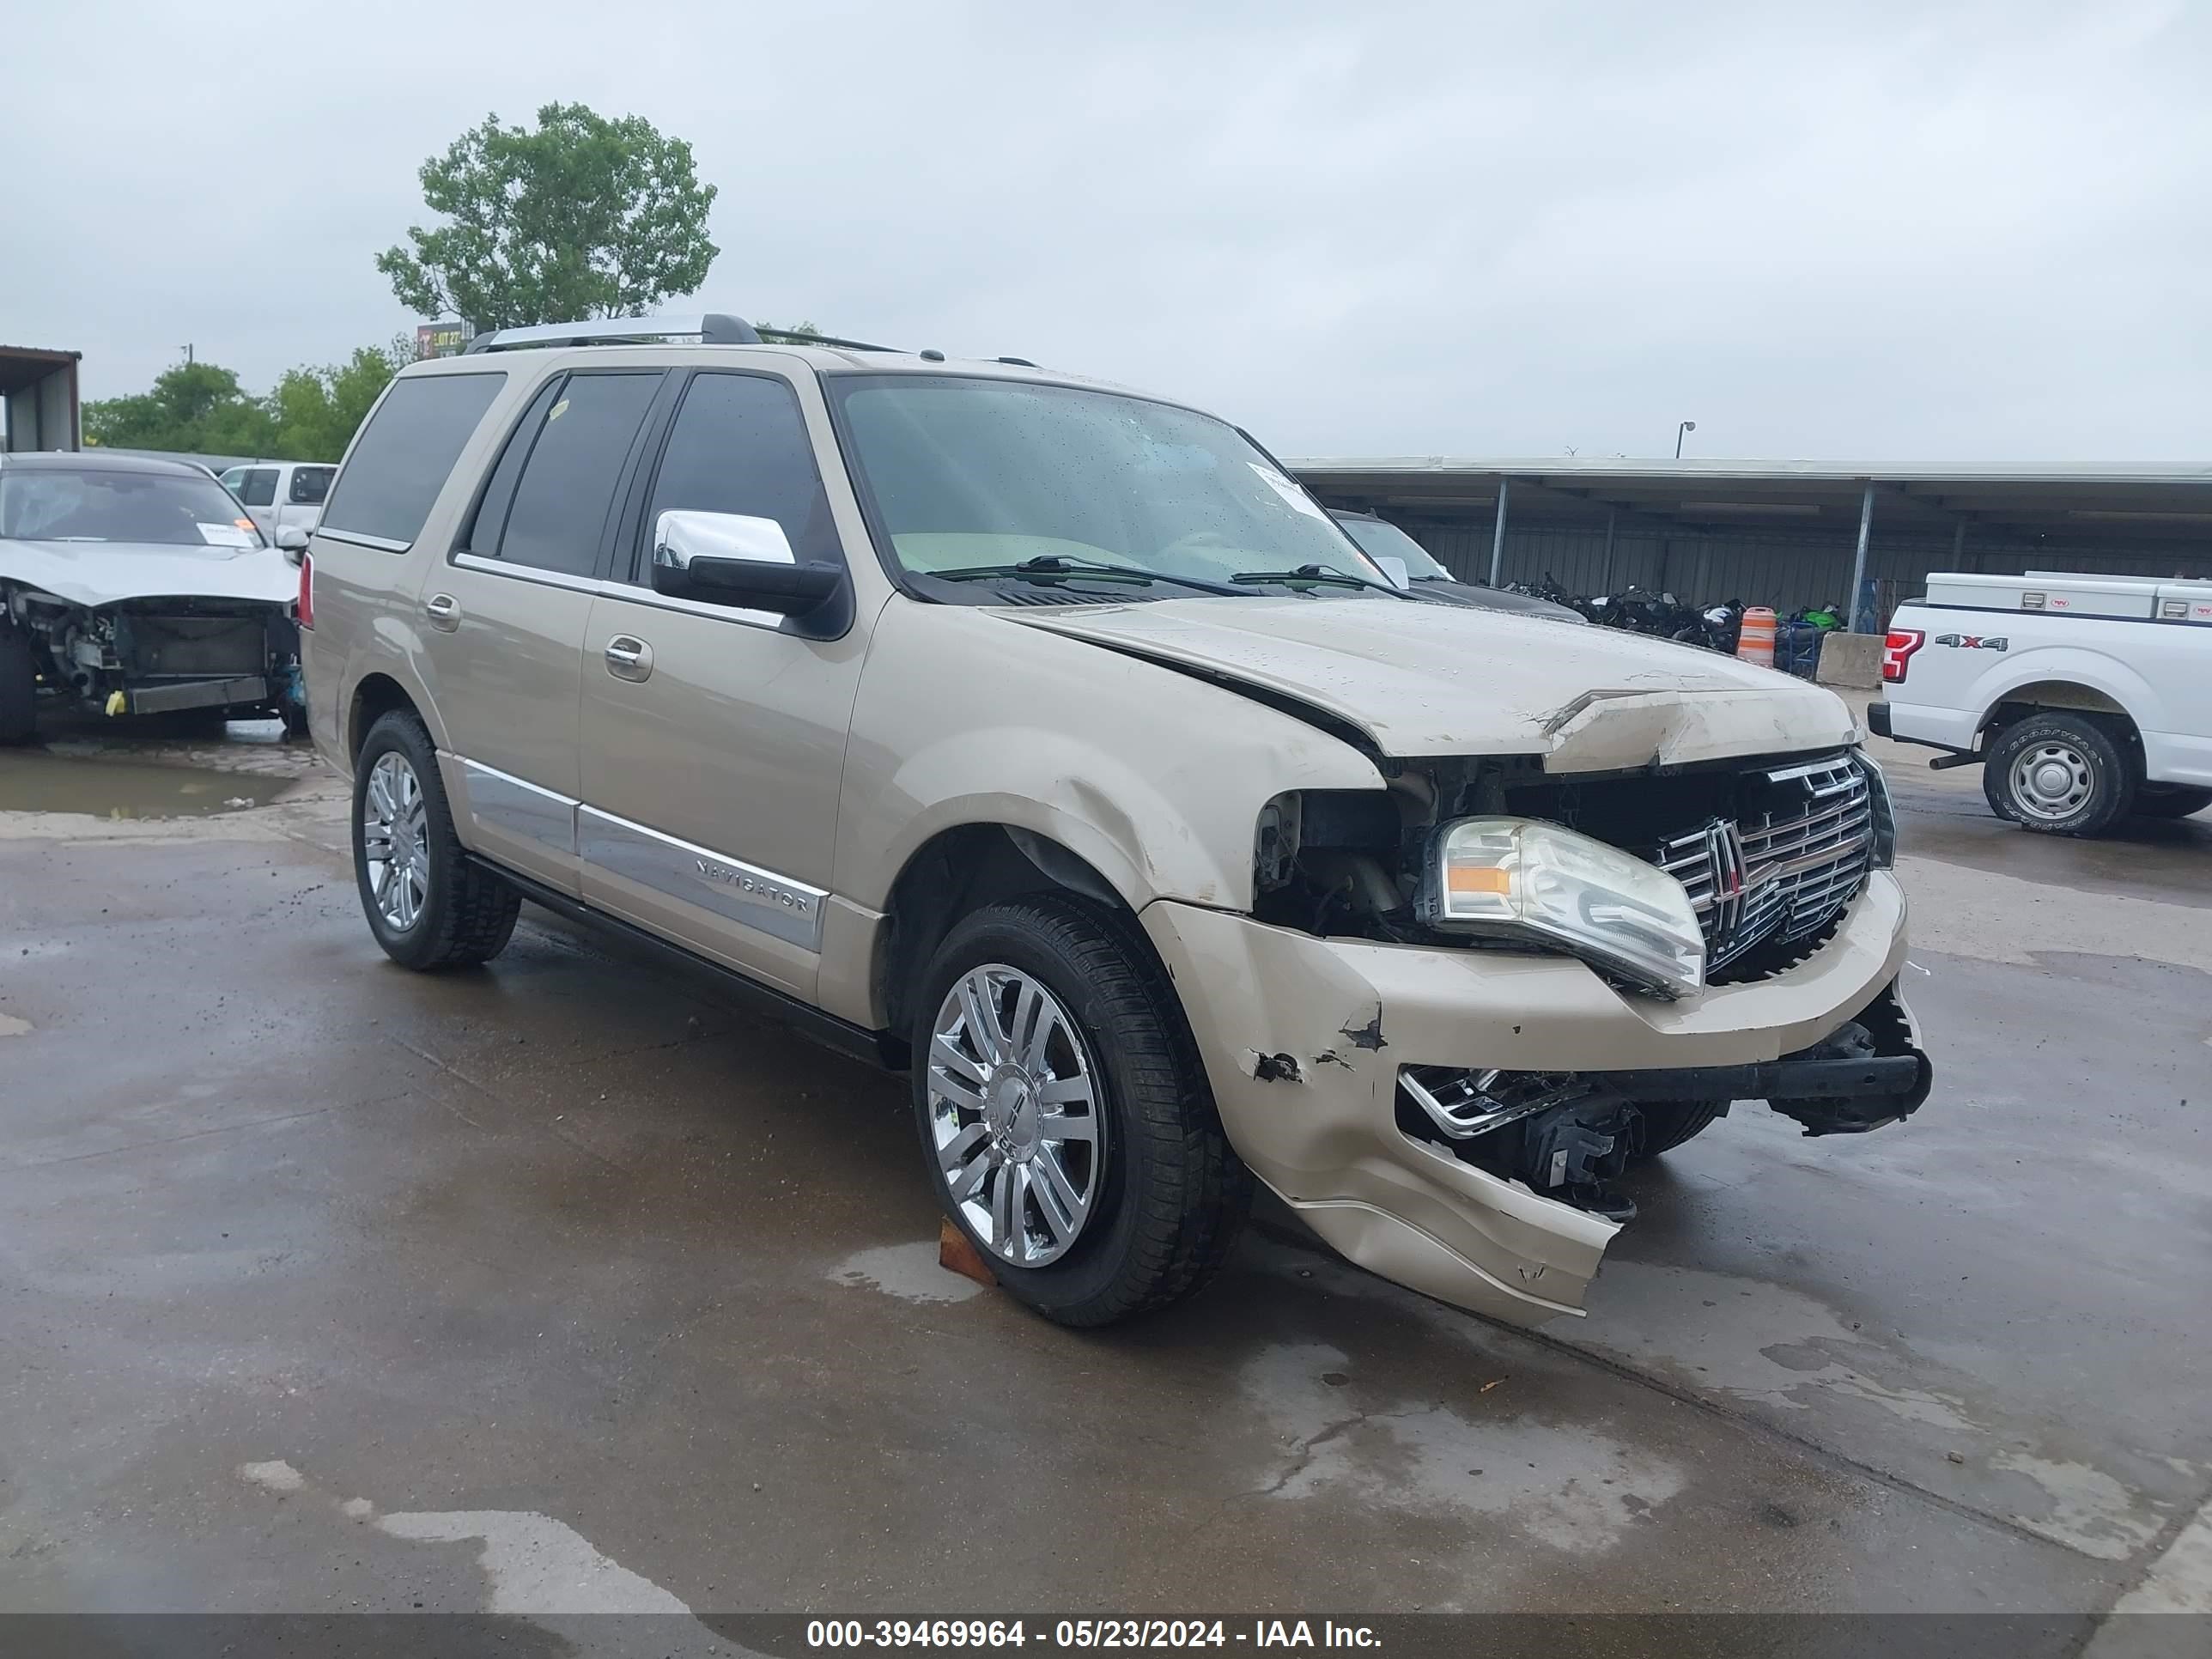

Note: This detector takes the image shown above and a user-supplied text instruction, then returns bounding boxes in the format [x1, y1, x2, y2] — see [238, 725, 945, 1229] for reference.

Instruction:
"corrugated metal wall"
[1381, 514, 2212, 621]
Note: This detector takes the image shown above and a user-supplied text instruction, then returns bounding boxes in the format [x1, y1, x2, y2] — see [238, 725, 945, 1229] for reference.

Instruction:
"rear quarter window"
[320, 373, 505, 547]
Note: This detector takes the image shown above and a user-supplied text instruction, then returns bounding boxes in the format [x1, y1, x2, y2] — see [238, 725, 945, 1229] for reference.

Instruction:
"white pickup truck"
[1871, 570, 2212, 834]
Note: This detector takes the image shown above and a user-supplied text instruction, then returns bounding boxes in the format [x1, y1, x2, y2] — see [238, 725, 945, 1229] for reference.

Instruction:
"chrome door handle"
[604, 635, 653, 682]
[424, 592, 461, 631]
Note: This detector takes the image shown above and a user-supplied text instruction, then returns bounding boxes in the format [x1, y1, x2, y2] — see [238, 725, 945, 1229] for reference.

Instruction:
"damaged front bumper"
[1141, 871, 1923, 1328]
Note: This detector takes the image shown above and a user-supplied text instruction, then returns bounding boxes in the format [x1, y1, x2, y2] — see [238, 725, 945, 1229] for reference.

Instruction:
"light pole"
[1674, 419, 1696, 459]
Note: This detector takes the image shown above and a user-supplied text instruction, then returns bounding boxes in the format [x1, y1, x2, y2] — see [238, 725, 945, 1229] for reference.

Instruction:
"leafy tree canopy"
[83, 340, 409, 463]
[376, 102, 719, 329]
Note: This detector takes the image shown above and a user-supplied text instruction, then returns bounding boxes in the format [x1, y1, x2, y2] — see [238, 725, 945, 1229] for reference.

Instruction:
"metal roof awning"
[0, 344, 82, 396]
[1289, 458, 2212, 545]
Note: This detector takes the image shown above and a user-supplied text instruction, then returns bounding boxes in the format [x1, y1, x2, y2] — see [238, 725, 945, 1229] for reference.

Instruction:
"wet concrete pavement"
[0, 727, 2206, 1641]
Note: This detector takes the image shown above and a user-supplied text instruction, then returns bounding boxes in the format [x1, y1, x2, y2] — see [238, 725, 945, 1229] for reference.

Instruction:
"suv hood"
[0, 538, 296, 610]
[1000, 596, 1856, 770]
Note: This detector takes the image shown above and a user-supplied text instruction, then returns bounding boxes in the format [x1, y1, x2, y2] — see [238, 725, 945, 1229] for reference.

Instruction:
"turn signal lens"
[1444, 866, 1512, 898]
[297, 551, 314, 629]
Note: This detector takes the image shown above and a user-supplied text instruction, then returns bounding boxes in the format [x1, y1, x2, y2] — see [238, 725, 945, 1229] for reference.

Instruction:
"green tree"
[266, 337, 410, 461]
[83, 361, 276, 456]
[376, 103, 719, 330]
[82, 339, 408, 464]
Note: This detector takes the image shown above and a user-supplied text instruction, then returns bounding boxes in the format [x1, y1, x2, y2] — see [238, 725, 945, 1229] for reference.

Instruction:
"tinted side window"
[236, 468, 278, 507]
[635, 373, 840, 580]
[289, 466, 333, 505]
[463, 378, 564, 558]
[321, 373, 505, 546]
[496, 373, 660, 579]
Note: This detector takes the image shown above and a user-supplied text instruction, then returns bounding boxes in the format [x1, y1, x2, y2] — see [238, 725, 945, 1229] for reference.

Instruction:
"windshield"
[831, 375, 1390, 592]
[0, 467, 267, 548]
[1334, 514, 1454, 580]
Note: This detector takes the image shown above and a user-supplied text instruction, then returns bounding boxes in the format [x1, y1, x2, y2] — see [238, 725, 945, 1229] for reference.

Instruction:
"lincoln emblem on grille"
[1698, 815, 1787, 958]
[1656, 754, 1875, 978]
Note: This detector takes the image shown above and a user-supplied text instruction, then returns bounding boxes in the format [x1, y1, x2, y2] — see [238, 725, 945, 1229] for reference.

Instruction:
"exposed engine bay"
[4, 585, 303, 732]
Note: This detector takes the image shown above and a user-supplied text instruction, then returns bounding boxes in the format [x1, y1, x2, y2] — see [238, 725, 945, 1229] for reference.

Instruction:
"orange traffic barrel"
[1737, 606, 1777, 667]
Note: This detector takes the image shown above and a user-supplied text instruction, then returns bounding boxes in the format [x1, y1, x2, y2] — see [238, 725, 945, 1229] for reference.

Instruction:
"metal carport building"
[1290, 459, 2212, 630]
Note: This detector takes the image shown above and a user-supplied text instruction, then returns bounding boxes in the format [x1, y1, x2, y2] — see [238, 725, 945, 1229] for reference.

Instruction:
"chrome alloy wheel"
[926, 964, 1103, 1267]
[2008, 739, 2094, 822]
[361, 751, 430, 930]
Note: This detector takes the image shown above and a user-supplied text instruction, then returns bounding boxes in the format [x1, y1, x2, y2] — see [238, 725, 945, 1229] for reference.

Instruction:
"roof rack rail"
[463, 313, 765, 354]
[751, 327, 902, 353]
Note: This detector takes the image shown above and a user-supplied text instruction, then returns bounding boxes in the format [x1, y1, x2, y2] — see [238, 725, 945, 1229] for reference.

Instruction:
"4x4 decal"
[1933, 632, 2008, 651]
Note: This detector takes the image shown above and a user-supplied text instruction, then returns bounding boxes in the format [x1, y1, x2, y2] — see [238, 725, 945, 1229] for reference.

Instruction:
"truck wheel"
[351, 712, 520, 969]
[0, 626, 35, 746]
[1632, 1100, 1725, 1160]
[1984, 712, 2136, 836]
[912, 895, 1252, 1327]
[2134, 784, 2212, 821]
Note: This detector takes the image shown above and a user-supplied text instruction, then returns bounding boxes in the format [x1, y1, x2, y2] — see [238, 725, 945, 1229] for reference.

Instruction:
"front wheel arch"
[877, 824, 1147, 1062]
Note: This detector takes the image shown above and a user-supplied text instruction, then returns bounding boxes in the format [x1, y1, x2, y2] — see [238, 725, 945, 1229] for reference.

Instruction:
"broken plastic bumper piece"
[1140, 872, 1916, 1328]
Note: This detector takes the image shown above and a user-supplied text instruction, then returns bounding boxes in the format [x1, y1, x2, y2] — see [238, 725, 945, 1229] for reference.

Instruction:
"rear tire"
[2133, 784, 2212, 821]
[911, 895, 1252, 1327]
[1984, 712, 2136, 836]
[0, 627, 35, 746]
[1632, 1100, 1725, 1161]
[351, 711, 520, 969]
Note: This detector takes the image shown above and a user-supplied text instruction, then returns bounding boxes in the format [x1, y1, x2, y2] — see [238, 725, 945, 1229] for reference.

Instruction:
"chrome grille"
[1656, 754, 1873, 975]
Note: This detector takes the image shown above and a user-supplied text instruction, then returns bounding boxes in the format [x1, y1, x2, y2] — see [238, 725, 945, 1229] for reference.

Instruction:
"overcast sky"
[11, 0, 2207, 461]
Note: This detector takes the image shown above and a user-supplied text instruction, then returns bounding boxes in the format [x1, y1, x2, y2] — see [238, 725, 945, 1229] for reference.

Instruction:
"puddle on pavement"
[0, 750, 292, 818]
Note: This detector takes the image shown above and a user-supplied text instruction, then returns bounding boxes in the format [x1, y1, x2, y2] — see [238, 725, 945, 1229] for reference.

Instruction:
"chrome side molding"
[577, 806, 826, 952]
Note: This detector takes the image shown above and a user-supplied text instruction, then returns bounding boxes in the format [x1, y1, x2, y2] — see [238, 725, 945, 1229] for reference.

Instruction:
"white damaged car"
[0, 451, 308, 744]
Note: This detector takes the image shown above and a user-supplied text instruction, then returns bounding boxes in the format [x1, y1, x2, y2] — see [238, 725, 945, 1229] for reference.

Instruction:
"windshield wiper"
[934, 555, 1245, 597]
[1231, 563, 1406, 594]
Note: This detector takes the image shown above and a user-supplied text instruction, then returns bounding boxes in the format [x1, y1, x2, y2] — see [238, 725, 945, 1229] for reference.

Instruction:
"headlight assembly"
[1416, 816, 1706, 999]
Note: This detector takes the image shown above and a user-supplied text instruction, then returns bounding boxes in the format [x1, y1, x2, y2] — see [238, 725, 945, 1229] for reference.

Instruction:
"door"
[578, 369, 867, 999]
[419, 368, 665, 896]
[222, 465, 280, 537]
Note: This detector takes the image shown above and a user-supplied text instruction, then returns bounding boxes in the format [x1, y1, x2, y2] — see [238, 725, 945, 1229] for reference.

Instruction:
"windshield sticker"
[197, 521, 255, 548]
[1249, 463, 1331, 522]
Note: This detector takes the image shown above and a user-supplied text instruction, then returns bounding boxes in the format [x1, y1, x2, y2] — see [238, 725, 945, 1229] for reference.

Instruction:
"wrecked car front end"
[9, 584, 301, 720]
[1146, 866, 1920, 1326]
[0, 454, 305, 739]
[1005, 603, 1936, 1328]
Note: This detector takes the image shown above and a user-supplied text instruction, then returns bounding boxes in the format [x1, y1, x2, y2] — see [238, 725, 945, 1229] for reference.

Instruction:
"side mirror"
[648, 509, 848, 633]
[1373, 556, 1411, 591]
[275, 525, 309, 564]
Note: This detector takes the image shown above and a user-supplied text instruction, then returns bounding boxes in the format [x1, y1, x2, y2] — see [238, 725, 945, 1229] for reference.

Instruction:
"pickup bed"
[1873, 570, 2212, 834]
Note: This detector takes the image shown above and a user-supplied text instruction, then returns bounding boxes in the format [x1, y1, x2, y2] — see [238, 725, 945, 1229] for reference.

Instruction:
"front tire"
[351, 712, 520, 969]
[911, 896, 1252, 1327]
[1984, 712, 2136, 836]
